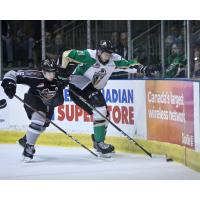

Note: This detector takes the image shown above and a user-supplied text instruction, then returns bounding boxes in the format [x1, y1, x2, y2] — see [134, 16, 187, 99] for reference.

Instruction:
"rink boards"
[0, 79, 200, 152]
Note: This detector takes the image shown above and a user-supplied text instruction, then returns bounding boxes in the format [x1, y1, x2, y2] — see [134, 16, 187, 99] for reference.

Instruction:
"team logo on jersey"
[92, 68, 107, 86]
[39, 88, 57, 101]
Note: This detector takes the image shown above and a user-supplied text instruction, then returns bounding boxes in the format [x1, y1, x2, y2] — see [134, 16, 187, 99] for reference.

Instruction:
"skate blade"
[22, 156, 33, 163]
[97, 151, 115, 158]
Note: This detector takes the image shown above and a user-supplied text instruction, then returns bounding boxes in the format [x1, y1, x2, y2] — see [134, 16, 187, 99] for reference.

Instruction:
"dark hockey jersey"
[3, 70, 64, 107]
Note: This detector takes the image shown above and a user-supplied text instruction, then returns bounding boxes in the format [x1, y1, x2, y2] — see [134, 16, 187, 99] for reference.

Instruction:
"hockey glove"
[56, 68, 70, 87]
[131, 65, 156, 76]
[1, 79, 16, 99]
[57, 63, 77, 87]
[130, 64, 146, 74]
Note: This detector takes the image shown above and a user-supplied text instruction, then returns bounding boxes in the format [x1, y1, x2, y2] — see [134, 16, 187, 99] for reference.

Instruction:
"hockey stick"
[0, 99, 7, 109]
[14, 94, 98, 158]
[70, 88, 152, 158]
[110, 73, 129, 78]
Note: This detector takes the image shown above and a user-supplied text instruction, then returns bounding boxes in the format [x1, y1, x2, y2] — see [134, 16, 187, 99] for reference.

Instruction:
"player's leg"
[20, 94, 47, 160]
[17, 94, 43, 148]
[69, 83, 114, 154]
[89, 91, 114, 154]
[23, 111, 46, 160]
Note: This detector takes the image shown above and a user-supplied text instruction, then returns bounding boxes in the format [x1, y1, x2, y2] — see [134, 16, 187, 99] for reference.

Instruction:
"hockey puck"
[0, 99, 7, 109]
[166, 158, 173, 162]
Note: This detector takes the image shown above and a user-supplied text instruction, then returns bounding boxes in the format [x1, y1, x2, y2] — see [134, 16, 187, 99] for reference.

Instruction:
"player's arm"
[113, 54, 152, 76]
[1, 70, 35, 99]
[58, 49, 94, 84]
[61, 49, 93, 68]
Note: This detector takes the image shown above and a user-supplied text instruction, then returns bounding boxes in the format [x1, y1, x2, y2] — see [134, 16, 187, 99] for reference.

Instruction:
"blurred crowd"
[1, 20, 200, 79]
[2, 21, 40, 68]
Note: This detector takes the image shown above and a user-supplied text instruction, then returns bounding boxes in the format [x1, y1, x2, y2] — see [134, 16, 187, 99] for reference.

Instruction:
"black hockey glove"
[131, 65, 156, 76]
[56, 68, 70, 87]
[57, 63, 77, 87]
[130, 64, 146, 74]
[1, 79, 16, 99]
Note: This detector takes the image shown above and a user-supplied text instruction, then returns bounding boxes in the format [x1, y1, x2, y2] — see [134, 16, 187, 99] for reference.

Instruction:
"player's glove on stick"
[1, 79, 16, 99]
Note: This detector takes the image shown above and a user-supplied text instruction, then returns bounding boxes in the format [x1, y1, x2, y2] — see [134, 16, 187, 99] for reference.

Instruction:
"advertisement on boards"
[0, 80, 147, 139]
[146, 80, 195, 149]
[53, 80, 146, 137]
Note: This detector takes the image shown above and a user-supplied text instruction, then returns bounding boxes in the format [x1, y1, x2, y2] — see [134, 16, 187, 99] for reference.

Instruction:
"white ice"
[0, 144, 200, 180]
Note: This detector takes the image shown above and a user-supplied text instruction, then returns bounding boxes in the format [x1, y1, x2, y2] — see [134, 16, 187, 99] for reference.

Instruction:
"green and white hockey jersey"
[62, 49, 138, 90]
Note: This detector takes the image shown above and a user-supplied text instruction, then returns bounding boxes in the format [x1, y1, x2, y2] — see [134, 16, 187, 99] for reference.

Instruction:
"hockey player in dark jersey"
[1, 59, 65, 161]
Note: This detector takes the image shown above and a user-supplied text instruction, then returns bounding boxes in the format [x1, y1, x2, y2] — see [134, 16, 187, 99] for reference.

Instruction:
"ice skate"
[17, 135, 27, 148]
[17, 136, 36, 154]
[22, 143, 35, 162]
[91, 134, 115, 158]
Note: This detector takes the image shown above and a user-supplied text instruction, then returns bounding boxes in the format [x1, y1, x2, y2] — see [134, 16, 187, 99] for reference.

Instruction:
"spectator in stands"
[45, 32, 52, 46]
[132, 46, 147, 66]
[14, 21, 35, 67]
[193, 46, 200, 78]
[45, 31, 54, 55]
[110, 31, 122, 54]
[110, 32, 129, 79]
[191, 21, 200, 33]
[25, 22, 35, 67]
[165, 25, 183, 46]
[46, 33, 65, 61]
[131, 46, 159, 78]
[165, 42, 187, 78]
[1, 21, 14, 67]
[165, 25, 184, 53]
[119, 32, 128, 59]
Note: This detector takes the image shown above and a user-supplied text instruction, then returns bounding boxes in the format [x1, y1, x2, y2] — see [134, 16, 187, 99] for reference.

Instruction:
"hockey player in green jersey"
[58, 40, 149, 155]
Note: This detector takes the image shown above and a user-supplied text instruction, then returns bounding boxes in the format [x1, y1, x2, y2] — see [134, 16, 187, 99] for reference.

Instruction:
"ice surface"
[0, 144, 200, 180]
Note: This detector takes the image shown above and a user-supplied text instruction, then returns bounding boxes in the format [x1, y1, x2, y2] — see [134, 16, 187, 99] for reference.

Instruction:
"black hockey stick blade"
[0, 99, 7, 109]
